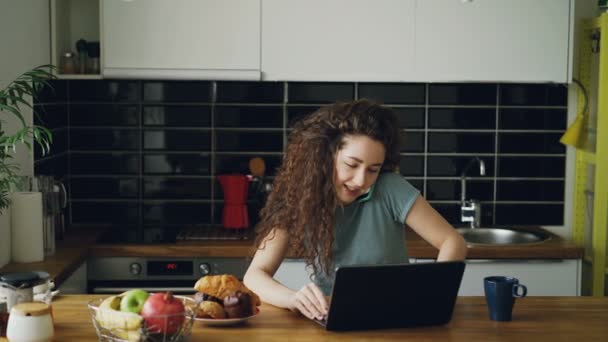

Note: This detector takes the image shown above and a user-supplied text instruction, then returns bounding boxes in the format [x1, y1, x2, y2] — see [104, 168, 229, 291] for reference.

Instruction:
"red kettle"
[217, 174, 251, 229]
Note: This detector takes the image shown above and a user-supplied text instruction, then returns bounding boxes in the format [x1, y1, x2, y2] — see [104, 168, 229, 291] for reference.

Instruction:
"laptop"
[315, 261, 465, 331]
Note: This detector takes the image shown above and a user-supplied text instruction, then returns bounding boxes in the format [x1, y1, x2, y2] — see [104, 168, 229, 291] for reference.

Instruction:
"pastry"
[193, 274, 261, 308]
[223, 291, 253, 318]
[198, 300, 227, 319]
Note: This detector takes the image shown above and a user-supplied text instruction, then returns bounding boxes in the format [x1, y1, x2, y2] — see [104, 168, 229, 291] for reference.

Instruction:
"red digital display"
[148, 261, 192, 276]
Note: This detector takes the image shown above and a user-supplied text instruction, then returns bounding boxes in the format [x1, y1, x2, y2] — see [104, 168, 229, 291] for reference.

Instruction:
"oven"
[87, 257, 249, 294]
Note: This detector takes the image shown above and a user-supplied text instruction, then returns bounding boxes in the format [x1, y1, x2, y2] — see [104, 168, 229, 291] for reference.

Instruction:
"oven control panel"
[88, 257, 249, 281]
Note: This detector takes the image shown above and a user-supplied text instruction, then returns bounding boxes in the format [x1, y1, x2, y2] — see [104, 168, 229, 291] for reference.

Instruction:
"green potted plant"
[0, 65, 55, 266]
[0, 65, 55, 212]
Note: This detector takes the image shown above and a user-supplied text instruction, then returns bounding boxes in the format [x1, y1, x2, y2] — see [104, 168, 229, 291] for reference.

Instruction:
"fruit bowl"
[88, 295, 198, 342]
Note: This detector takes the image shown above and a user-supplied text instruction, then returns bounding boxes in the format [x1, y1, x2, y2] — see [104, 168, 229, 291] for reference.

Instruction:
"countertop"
[5, 295, 607, 341]
[0, 226, 583, 288]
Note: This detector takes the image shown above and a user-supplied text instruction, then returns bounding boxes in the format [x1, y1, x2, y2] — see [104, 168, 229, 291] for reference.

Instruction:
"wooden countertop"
[91, 226, 583, 259]
[9, 295, 607, 341]
[0, 226, 583, 289]
[0, 229, 106, 286]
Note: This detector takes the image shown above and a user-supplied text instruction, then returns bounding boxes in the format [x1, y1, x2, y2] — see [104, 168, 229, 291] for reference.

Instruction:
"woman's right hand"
[288, 282, 329, 320]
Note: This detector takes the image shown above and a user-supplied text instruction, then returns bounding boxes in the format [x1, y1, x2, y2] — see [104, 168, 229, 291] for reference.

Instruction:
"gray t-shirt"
[314, 172, 421, 294]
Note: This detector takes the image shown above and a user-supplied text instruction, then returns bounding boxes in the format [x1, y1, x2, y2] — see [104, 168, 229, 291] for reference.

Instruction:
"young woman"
[243, 99, 466, 321]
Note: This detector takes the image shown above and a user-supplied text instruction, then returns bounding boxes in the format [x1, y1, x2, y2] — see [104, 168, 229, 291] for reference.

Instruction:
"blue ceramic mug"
[483, 276, 527, 321]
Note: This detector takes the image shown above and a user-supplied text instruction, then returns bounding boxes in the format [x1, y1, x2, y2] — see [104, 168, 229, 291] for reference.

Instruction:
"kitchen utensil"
[0, 271, 52, 311]
[217, 174, 251, 229]
[59, 52, 77, 74]
[249, 157, 266, 178]
[76, 38, 88, 74]
[6, 302, 54, 342]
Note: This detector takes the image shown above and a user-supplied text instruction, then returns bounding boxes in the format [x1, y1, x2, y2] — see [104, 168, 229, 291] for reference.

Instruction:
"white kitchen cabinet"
[261, 0, 418, 82]
[415, 0, 573, 83]
[416, 259, 581, 296]
[273, 258, 418, 290]
[101, 0, 261, 80]
[273, 259, 311, 290]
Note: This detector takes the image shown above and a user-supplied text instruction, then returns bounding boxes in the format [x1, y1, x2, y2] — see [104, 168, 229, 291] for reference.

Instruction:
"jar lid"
[10, 302, 51, 317]
[0, 271, 49, 288]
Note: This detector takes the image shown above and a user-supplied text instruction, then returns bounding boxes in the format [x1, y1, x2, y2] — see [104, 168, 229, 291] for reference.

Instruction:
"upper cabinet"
[51, 0, 574, 82]
[101, 0, 261, 80]
[415, 0, 573, 83]
[261, 0, 417, 82]
[51, 0, 102, 79]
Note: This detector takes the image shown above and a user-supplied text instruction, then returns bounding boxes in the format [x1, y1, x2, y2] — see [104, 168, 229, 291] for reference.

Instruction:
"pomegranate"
[141, 292, 185, 335]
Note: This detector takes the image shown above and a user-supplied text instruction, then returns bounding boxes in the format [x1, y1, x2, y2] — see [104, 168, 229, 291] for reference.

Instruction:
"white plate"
[195, 309, 259, 327]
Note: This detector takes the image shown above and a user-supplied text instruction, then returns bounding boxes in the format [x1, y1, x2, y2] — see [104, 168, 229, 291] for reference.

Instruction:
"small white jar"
[6, 302, 54, 342]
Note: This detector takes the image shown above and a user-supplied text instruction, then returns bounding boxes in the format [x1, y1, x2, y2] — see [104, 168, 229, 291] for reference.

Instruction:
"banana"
[110, 328, 143, 342]
[96, 295, 144, 332]
[99, 295, 122, 310]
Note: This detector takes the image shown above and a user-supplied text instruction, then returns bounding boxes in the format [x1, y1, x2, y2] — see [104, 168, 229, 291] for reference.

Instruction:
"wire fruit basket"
[88, 295, 198, 342]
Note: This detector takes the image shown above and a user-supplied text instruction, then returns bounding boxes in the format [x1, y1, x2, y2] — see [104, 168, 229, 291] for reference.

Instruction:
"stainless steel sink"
[455, 228, 551, 245]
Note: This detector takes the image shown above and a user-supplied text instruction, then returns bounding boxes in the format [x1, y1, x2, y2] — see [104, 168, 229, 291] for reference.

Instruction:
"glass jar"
[59, 52, 77, 74]
[6, 302, 54, 342]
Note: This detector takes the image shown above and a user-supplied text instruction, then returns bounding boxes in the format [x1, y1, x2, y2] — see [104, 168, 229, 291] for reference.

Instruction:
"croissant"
[198, 300, 227, 319]
[194, 274, 261, 307]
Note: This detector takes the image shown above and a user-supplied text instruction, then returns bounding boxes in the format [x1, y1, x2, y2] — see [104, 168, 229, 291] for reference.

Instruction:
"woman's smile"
[334, 134, 385, 204]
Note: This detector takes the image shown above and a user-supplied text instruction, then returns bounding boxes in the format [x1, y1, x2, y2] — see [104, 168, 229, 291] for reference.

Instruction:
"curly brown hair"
[254, 99, 401, 276]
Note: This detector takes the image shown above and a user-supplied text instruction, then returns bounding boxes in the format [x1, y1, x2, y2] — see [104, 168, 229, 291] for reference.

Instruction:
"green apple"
[120, 289, 149, 314]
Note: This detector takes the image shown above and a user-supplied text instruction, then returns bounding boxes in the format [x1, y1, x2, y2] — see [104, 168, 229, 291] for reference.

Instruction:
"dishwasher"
[87, 257, 250, 294]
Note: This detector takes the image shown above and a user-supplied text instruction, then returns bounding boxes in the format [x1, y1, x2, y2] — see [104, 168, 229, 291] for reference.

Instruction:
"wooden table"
[12, 295, 606, 341]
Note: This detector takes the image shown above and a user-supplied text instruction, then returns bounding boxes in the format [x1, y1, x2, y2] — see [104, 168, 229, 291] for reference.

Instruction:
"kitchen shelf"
[55, 74, 102, 80]
[572, 13, 608, 296]
[50, 0, 101, 79]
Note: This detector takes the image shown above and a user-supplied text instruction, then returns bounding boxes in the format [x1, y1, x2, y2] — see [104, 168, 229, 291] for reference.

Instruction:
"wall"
[0, 0, 50, 178]
[34, 80, 568, 242]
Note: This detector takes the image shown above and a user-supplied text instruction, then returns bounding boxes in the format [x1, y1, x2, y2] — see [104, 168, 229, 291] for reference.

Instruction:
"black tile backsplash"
[143, 153, 211, 175]
[143, 130, 211, 151]
[499, 84, 568, 106]
[499, 108, 567, 130]
[70, 80, 138, 102]
[428, 108, 496, 129]
[143, 177, 211, 199]
[214, 106, 283, 128]
[429, 83, 497, 105]
[359, 83, 425, 104]
[143, 106, 211, 127]
[70, 177, 139, 199]
[393, 107, 425, 129]
[71, 104, 139, 126]
[288, 82, 354, 103]
[34, 81, 568, 237]
[143, 81, 212, 102]
[216, 81, 283, 103]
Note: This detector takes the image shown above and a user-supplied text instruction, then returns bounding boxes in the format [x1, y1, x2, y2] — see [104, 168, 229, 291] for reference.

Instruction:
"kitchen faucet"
[460, 157, 485, 228]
